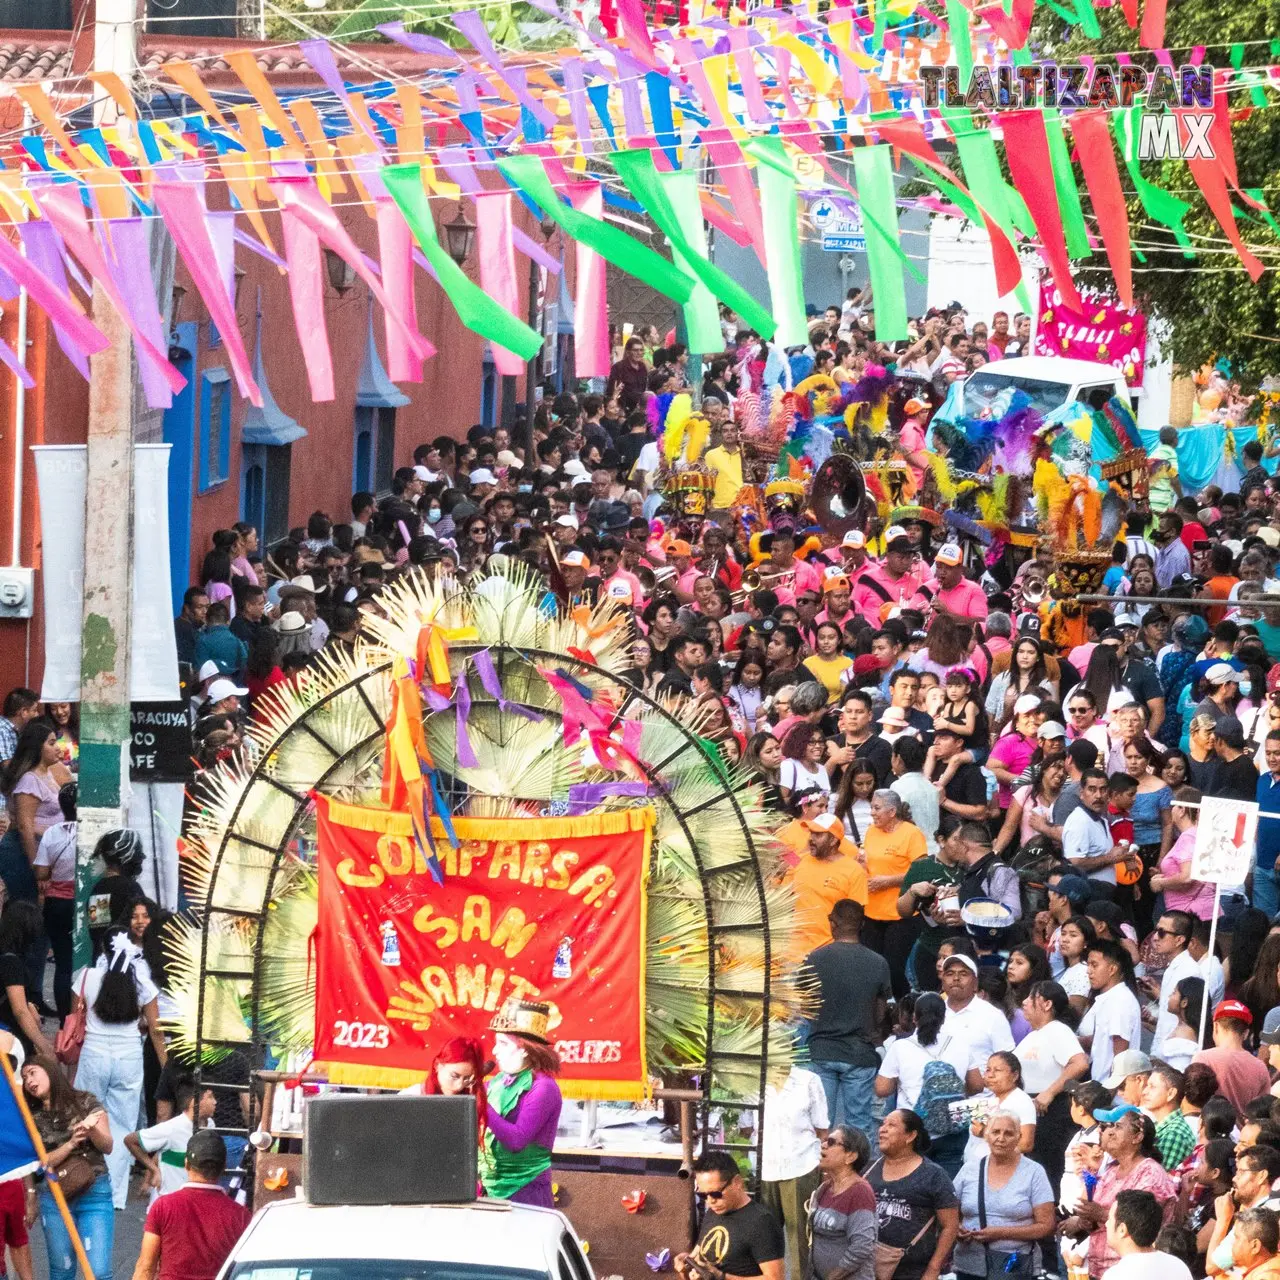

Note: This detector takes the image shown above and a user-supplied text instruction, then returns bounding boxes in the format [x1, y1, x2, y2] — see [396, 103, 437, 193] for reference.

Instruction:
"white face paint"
[493, 1034, 528, 1075]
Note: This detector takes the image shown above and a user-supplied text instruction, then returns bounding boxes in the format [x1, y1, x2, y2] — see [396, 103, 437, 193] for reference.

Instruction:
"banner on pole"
[1191, 797, 1259, 884]
[313, 797, 653, 1098]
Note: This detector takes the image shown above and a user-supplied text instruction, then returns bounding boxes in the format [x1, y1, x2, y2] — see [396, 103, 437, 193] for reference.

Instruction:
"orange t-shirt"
[863, 822, 928, 920]
[1204, 574, 1240, 626]
[788, 853, 868, 957]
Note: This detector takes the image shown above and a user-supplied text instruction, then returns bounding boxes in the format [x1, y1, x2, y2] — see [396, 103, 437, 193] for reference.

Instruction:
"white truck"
[218, 1196, 595, 1280]
[959, 355, 1135, 418]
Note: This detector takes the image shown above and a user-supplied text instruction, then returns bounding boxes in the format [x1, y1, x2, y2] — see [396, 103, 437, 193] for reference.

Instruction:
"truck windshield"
[962, 372, 1071, 418]
[229, 1266, 549, 1280]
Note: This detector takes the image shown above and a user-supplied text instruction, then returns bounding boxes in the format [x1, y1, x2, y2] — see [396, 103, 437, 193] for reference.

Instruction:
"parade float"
[163, 560, 805, 1275]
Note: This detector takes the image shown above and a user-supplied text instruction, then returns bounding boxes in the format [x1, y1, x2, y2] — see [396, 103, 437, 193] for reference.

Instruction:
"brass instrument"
[741, 566, 797, 593]
[811, 453, 868, 538]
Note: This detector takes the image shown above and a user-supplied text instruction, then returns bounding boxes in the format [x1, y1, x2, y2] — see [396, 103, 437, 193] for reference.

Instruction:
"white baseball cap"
[801, 812, 844, 837]
[935, 543, 964, 567]
[563, 459, 590, 479]
[842, 530, 866, 549]
[1013, 693, 1042, 714]
[561, 549, 591, 570]
[1206, 662, 1241, 686]
[555, 513, 580, 530]
[208, 678, 247, 701]
[884, 524, 908, 542]
[469, 468, 497, 487]
[198, 660, 220, 683]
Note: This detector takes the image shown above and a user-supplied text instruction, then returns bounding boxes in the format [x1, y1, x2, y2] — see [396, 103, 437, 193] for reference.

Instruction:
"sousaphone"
[811, 452, 868, 536]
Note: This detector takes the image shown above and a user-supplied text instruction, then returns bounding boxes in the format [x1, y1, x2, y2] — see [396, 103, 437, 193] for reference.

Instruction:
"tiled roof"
[0, 38, 73, 83]
[139, 45, 318, 76]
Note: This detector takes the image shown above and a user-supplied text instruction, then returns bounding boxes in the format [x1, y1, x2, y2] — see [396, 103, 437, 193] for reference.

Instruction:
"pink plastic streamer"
[35, 186, 185, 405]
[153, 180, 262, 405]
[207, 211, 236, 307]
[616, 0, 663, 71]
[104, 218, 184, 410]
[729, 27, 773, 124]
[703, 131, 769, 268]
[0, 337, 35, 389]
[375, 201, 422, 384]
[0, 229, 107, 364]
[280, 211, 334, 402]
[473, 192, 526, 377]
[269, 176, 435, 366]
[567, 182, 610, 380]
[17, 220, 89, 378]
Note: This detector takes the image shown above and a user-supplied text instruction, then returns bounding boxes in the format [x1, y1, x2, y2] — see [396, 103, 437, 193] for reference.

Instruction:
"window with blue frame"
[353, 407, 373, 492]
[199, 367, 231, 491]
[481, 351, 497, 428]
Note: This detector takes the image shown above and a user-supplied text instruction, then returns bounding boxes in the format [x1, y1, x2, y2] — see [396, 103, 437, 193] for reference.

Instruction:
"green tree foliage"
[1032, 0, 1280, 379]
[265, 0, 560, 49]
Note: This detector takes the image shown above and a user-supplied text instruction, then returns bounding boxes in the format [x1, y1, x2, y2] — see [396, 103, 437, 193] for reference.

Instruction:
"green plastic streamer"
[1230, 45, 1269, 109]
[851, 145, 908, 343]
[947, 108, 1035, 239]
[1042, 109, 1092, 259]
[945, 0, 974, 87]
[742, 137, 808, 347]
[1045, 0, 1100, 36]
[1113, 108, 1194, 255]
[661, 171, 722, 355]
[497, 154, 695, 305]
[609, 149, 776, 341]
[382, 164, 544, 360]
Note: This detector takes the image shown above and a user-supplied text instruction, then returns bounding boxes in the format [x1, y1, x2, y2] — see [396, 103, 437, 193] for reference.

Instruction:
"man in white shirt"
[1062, 770, 1133, 885]
[1103, 1187, 1193, 1280]
[1144, 911, 1202, 1048]
[1190, 918, 1226, 1005]
[940, 951, 1014, 1089]
[1080, 940, 1144, 1084]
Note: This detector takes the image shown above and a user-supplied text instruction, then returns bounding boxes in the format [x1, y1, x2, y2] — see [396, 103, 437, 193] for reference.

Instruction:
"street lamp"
[324, 247, 357, 295]
[443, 204, 477, 267]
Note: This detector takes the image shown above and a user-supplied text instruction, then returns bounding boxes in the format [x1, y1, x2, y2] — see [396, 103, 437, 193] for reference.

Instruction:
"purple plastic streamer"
[104, 218, 181, 410]
[207, 210, 236, 304]
[0, 338, 35, 389]
[454, 678, 477, 768]
[17, 220, 89, 379]
[453, 10, 556, 128]
[376, 20, 461, 61]
[560, 59, 596, 158]
[234, 227, 288, 270]
[472, 649, 539, 722]
[0, 267, 17, 301]
[297, 38, 385, 151]
[565, 781, 653, 815]
[619, 75, 647, 140]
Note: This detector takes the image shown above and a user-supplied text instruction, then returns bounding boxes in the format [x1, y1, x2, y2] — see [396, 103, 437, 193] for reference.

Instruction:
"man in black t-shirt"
[678, 1150, 784, 1280]
[928, 728, 989, 836]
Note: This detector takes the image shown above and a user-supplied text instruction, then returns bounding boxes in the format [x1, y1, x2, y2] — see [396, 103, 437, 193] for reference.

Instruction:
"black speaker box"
[304, 1095, 478, 1205]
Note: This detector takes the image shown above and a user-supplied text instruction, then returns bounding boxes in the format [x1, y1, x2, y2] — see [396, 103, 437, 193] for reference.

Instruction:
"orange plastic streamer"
[289, 97, 348, 199]
[160, 61, 230, 128]
[226, 51, 308, 158]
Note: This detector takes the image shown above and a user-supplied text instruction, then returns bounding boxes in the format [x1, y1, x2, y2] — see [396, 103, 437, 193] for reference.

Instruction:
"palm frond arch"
[168, 561, 801, 1169]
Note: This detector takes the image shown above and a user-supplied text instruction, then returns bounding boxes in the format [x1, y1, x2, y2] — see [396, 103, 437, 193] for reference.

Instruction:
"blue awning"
[357, 304, 410, 409]
[242, 309, 307, 446]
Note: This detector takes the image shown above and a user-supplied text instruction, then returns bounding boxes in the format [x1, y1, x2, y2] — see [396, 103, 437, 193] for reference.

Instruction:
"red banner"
[1033, 280, 1148, 389]
[313, 797, 653, 1099]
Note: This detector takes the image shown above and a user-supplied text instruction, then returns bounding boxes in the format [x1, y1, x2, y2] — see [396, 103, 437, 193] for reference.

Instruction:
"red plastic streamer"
[872, 117, 1022, 298]
[998, 111, 1083, 311]
[1070, 111, 1133, 309]
[1138, 0, 1167, 48]
[1176, 110, 1264, 281]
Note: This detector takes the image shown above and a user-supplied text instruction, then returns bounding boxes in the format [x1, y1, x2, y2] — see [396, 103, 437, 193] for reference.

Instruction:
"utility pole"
[75, 0, 139, 969]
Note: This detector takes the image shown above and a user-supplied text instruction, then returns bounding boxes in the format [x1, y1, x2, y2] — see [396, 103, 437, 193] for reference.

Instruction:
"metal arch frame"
[192, 643, 774, 1176]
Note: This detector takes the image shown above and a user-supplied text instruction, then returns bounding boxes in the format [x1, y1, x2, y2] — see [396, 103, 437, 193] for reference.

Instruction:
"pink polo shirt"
[934, 578, 988, 621]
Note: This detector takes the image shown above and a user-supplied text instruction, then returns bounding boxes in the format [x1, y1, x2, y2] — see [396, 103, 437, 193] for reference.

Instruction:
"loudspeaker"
[304, 1096, 478, 1205]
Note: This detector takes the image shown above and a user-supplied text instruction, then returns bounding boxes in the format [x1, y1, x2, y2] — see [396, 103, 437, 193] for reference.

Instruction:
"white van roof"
[228, 1198, 575, 1268]
[975, 356, 1126, 386]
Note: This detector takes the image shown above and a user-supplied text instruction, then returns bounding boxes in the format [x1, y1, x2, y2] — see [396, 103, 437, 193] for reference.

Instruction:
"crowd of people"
[1, 298, 1279, 1279]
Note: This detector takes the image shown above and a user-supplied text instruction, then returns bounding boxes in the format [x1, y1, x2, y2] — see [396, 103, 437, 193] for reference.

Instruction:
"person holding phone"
[677, 1151, 785, 1280]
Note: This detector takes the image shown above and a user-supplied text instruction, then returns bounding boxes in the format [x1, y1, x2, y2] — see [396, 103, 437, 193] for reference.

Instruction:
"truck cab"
[219, 1197, 595, 1280]
[959, 356, 1134, 418]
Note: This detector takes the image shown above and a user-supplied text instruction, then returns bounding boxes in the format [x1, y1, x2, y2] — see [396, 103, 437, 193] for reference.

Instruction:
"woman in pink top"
[987, 700, 1041, 810]
[1150, 785, 1215, 920]
[0, 718, 73, 904]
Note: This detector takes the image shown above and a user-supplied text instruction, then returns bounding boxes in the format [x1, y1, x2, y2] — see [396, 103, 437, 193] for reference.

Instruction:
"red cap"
[1213, 999, 1253, 1025]
[853, 654, 881, 677]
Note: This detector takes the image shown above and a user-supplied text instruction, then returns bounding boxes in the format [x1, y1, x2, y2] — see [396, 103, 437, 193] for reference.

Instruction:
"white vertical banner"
[32, 443, 180, 704]
[31, 446, 87, 703]
[125, 780, 184, 910]
[131, 445, 180, 702]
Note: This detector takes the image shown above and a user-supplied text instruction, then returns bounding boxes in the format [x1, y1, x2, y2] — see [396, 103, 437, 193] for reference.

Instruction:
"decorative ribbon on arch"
[539, 668, 645, 773]
[381, 655, 446, 883]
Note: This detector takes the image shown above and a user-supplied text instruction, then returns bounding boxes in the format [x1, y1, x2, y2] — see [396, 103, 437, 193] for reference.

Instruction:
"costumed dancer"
[483, 999, 563, 1206]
